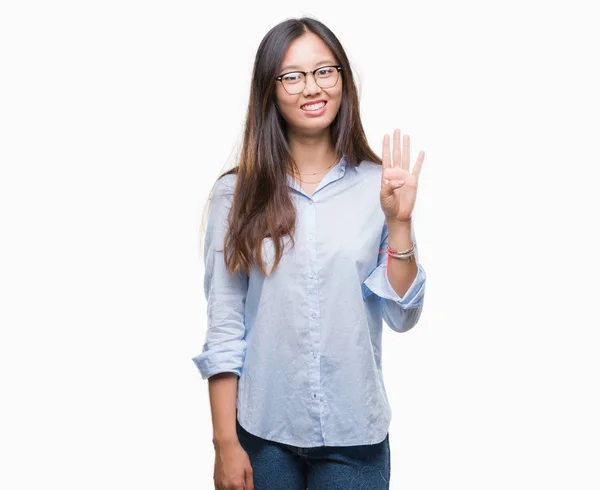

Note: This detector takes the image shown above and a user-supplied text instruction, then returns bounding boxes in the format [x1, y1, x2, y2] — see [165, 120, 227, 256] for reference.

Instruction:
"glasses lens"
[315, 66, 339, 88]
[282, 72, 305, 95]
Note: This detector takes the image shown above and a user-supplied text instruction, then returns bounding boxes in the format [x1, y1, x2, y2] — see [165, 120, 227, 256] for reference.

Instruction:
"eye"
[316, 67, 334, 77]
[282, 72, 303, 83]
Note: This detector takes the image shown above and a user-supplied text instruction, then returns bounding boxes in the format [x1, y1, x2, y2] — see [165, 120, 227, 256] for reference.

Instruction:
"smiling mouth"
[301, 101, 327, 111]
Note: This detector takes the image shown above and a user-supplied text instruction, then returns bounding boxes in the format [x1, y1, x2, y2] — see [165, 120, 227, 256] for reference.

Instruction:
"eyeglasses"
[275, 65, 343, 95]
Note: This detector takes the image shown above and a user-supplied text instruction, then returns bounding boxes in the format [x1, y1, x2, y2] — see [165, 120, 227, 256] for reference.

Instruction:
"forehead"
[280, 33, 336, 71]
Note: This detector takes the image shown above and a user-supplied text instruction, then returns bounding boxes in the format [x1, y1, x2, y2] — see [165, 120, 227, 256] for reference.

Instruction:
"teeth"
[302, 101, 326, 110]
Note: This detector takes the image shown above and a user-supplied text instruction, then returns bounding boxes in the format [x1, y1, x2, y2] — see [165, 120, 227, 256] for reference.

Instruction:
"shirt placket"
[306, 197, 324, 437]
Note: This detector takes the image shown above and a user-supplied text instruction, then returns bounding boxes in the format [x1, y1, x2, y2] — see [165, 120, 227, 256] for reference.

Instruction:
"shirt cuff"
[191, 338, 246, 380]
[362, 261, 426, 308]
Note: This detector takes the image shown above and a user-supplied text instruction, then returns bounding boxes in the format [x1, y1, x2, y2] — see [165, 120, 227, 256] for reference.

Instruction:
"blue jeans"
[235, 418, 391, 489]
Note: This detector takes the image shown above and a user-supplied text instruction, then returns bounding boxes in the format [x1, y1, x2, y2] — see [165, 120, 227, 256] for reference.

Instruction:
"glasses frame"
[275, 65, 343, 95]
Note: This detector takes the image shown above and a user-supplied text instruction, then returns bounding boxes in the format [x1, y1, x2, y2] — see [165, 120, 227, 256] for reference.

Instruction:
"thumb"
[381, 178, 405, 198]
[244, 465, 254, 490]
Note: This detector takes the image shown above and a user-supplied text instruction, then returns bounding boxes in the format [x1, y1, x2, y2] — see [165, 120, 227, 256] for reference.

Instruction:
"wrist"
[386, 218, 412, 251]
[386, 218, 411, 231]
[213, 435, 240, 449]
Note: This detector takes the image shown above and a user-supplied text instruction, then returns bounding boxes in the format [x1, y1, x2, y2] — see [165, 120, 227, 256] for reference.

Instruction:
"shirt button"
[311, 312, 317, 319]
[309, 272, 314, 279]
[313, 352, 317, 358]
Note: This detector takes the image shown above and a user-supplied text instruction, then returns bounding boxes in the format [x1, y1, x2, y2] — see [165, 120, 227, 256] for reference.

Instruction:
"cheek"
[277, 100, 301, 123]
[332, 86, 343, 105]
[327, 93, 343, 117]
[275, 87, 295, 106]
[275, 92, 296, 114]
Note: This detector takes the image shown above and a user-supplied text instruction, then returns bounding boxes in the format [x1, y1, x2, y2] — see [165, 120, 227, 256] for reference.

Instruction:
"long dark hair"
[205, 16, 382, 277]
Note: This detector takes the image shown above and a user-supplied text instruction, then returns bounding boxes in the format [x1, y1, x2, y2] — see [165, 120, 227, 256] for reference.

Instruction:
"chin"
[296, 122, 332, 135]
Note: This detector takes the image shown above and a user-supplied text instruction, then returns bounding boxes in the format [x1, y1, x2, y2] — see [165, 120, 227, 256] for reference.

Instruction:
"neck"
[287, 131, 338, 174]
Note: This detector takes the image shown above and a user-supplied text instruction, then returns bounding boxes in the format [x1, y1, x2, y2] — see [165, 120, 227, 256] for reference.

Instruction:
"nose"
[302, 73, 321, 96]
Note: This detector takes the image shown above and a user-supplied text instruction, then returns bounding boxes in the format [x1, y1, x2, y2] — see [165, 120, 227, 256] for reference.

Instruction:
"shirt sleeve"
[361, 220, 427, 333]
[191, 176, 248, 379]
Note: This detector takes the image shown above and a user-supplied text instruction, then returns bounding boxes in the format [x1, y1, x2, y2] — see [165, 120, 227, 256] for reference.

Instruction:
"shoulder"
[353, 160, 383, 186]
[206, 173, 238, 223]
[215, 171, 238, 190]
[212, 172, 238, 201]
[354, 159, 382, 176]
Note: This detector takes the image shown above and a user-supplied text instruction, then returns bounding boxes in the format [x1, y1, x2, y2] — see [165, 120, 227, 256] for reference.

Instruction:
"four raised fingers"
[382, 129, 424, 180]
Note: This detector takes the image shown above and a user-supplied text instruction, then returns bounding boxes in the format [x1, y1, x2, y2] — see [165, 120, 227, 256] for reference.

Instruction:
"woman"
[192, 16, 427, 490]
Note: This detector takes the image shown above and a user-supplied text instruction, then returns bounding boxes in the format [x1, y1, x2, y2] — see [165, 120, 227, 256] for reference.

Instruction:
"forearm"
[385, 219, 418, 298]
[208, 372, 239, 448]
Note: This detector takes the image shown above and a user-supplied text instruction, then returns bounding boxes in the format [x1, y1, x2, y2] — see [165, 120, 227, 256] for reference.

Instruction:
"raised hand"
[380, 129, 425, 223]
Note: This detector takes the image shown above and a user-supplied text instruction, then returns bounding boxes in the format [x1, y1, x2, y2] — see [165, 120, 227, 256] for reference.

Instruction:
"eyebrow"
[280, 59, 337, 72]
